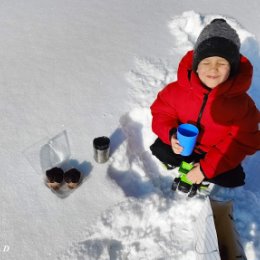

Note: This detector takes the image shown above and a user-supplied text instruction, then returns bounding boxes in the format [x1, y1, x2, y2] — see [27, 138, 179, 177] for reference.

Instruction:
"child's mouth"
[207, 75, 219, 79]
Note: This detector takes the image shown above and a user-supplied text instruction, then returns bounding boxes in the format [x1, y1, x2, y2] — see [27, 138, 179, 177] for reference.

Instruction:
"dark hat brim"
[192, 37, 240, 75]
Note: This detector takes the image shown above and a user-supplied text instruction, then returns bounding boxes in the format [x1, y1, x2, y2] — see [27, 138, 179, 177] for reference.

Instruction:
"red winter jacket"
[151, 50, 260, 179]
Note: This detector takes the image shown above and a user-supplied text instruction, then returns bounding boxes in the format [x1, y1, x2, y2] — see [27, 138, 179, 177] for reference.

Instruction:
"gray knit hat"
[192, 19, 241, 75]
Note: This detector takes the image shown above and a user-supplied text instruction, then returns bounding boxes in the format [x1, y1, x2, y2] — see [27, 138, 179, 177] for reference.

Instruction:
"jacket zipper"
[196, 93, 209, 130]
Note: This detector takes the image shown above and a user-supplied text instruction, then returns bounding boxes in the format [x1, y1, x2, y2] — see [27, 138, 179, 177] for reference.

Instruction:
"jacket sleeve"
[200, 99, 260, 179]
[150, 83, 179, 145]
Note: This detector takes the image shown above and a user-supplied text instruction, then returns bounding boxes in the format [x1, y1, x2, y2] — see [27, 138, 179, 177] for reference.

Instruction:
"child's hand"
[171, 135, 183, 154]
[187, 163, 204, 184]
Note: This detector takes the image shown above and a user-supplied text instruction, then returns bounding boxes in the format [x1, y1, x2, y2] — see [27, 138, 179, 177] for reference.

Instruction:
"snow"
[1, 1, 259, 260]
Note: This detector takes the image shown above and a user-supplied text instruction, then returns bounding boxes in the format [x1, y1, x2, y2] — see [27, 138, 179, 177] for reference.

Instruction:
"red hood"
[177, 50, 253, 98]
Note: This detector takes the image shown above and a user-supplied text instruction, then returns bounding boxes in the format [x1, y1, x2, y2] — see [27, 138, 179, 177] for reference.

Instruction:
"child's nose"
[209, 63, 218, 70]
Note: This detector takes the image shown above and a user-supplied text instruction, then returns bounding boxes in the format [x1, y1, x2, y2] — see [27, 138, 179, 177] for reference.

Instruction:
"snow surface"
[1, 1, 260, 260]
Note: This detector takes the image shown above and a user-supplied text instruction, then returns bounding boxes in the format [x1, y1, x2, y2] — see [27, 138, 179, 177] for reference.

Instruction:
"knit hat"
[192, 18, 241, 75]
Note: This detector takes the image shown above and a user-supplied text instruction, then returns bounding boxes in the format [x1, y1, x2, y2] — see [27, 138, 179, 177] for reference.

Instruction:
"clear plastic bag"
[24, 130, 71, 175]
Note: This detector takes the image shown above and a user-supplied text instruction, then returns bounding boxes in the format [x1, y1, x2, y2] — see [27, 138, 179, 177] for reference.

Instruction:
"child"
[150, 19, 260, 187]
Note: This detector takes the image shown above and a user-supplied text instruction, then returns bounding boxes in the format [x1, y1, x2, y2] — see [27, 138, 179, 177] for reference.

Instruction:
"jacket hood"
[177, 50, 253, 98]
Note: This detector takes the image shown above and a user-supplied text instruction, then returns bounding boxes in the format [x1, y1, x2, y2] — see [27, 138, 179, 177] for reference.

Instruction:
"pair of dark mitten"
[46, 167, 81, 190]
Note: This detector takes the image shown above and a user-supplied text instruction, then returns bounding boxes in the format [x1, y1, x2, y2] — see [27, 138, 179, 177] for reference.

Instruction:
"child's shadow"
[107, 113, 175, 199]
[47, 160, 93, 199]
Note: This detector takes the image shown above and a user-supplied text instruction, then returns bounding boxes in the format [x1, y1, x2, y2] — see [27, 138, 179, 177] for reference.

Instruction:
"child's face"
[196, 56, 231, 89]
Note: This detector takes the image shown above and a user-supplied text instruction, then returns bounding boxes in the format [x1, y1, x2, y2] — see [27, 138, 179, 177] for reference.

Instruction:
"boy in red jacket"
[150, 19, 260, 187]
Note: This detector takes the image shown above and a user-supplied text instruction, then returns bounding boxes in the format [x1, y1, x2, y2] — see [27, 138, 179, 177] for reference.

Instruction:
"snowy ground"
[1, 1, 260, 260]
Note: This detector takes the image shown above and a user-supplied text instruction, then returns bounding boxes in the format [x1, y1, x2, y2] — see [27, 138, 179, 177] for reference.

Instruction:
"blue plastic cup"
[177, 124, 199, 156]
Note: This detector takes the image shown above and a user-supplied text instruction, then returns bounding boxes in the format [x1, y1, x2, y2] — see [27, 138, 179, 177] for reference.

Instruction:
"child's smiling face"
[197, 56, 231, 89]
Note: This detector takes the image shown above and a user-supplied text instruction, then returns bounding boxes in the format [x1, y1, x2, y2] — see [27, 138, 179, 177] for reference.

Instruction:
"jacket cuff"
[169, 128, 177, 141]
[199, 163, 208, 179]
